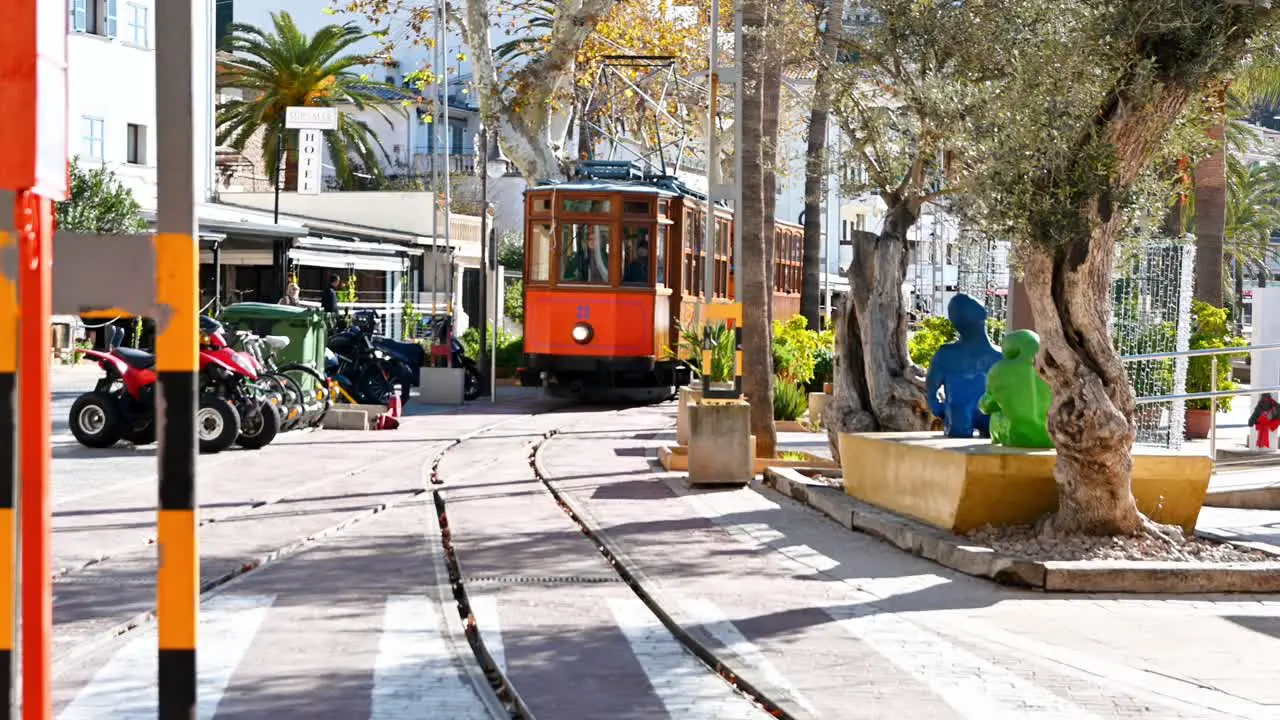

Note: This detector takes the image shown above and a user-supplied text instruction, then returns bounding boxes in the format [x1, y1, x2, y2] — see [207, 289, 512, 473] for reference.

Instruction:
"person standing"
[279, 282, 302, 306]
[321, 273, 341, 313]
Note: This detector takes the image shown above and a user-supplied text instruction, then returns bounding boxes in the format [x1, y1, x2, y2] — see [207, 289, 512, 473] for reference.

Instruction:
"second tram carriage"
[519, 162, 803, 400]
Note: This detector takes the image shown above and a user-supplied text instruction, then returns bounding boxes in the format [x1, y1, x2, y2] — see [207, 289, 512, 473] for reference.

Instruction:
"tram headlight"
[571, 322, 594, 345]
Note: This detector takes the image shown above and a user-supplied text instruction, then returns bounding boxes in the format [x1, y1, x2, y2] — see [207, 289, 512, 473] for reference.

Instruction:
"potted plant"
[669, 320, 736, 444]
[1184, 301, 1247, 439]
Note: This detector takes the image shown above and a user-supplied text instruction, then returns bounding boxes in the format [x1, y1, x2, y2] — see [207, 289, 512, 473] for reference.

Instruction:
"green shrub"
[460, 324, 524, 374]
[908, 316, 957, 368]
[504, 280, 524, 324]
[1186, 301, 1247, 412]
[773, 379, 808, 421]
[811, 346, 834, 388]
[772, 314, 834, 386]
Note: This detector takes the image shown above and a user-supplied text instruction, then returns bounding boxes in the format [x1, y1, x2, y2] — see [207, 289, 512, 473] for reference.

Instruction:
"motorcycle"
[326, 314, 413, 405]
[69, 344, 245, 454]
[199, 315, 281, 449]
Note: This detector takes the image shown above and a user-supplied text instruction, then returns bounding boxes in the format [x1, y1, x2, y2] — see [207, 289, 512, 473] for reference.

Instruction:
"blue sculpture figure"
[924, 294, 1002, 438]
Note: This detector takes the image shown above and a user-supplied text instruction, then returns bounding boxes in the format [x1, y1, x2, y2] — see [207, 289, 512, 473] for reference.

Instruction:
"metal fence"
[954, 232, 1011, 329]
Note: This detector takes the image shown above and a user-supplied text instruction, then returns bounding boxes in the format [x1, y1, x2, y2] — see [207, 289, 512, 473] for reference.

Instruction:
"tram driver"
[623, 237, 649, 285]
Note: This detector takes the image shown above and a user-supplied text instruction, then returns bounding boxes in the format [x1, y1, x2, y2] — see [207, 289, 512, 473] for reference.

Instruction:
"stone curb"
[762, 467, 1280, 594]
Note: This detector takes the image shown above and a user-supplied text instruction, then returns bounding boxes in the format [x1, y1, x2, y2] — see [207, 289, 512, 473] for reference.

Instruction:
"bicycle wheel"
[277, 362, 331, 428]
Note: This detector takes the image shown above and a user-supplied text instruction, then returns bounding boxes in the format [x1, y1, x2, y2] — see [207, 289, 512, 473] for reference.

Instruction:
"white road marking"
[467, 594, 506, 673]
[58, 593, 274, 719]
[608, 595, 766, 719]
[371, 594, 492, 720]
[679, 597, 820, 716]
[826, 599, 1102, 720]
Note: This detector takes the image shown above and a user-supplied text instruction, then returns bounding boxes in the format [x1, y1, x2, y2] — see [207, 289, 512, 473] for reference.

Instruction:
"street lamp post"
[478, 128, 490, 396]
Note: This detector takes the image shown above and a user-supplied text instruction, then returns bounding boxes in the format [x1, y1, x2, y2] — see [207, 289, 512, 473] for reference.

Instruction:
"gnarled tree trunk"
[1021, 239, 1142, 535]
[1023, 81, 1196, 536]
[825, 202, 931, 459]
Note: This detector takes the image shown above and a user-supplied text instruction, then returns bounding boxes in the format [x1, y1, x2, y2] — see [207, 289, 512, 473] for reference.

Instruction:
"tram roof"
[526, 179, 681, 196]
[526, 176, 733, 209]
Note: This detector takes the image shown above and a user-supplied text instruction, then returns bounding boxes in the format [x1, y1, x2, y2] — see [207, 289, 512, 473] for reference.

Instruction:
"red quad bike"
[69, 346, 245, 453]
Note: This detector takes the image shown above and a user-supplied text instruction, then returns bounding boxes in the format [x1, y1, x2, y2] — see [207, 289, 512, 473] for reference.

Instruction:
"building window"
[126, 123, 146, 165]
[82, 116, 105, 161]
[70, 0, 88, 32]
[126, 3, 148, 47]
[71, 0, 118, 37]
[104, 0, 118, 37]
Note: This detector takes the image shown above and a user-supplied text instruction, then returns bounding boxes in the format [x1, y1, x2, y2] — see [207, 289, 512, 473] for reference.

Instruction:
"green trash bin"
[219, 302, 330, 370]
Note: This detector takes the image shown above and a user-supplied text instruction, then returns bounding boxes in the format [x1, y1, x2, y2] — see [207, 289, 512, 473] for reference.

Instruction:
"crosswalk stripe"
[826, 601, 1102, 720]
[679, 598, 820, 717]
[467, 594, 506, 674]
[370, 594, 493, 720]
[608, 595, 766, 719]
[57, 593, 274, 719]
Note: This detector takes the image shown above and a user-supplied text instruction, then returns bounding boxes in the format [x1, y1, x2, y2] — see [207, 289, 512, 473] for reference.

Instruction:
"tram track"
[52, 431, 433, 581]
[53, 405, 569, 666]
[432, 407, 796, 720]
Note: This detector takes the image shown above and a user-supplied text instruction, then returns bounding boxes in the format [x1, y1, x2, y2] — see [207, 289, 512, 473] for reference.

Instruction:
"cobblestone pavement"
[542, 403, 1280, 719]
[45, 380, 1280, 719]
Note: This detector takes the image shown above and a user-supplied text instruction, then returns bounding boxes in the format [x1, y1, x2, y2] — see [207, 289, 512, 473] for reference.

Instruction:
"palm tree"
[1188, 59, 1280, 307]
[217, 12, 398, 190]
[1225, 155, 1280, 310]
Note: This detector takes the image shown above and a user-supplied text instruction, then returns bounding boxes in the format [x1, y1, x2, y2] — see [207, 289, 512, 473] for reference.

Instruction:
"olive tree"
[822, 0, 1008, 451]
[963, 0, 1279, 535]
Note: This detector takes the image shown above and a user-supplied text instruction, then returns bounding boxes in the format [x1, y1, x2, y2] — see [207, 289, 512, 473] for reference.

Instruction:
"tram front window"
[560, 223, 611, 284]
[621, 225, 652, 286]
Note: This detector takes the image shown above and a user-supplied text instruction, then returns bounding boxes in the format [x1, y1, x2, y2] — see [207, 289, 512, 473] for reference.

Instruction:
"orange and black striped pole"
[0, 192, 17, 719]
[155, 0, 199, 715]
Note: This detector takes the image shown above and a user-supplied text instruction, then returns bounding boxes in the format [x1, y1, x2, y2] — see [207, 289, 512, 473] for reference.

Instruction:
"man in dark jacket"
[321, 273, 341, 313]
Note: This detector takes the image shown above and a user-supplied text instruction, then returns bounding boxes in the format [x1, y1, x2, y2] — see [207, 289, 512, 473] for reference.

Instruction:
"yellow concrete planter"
[838, 432, 1212, 534]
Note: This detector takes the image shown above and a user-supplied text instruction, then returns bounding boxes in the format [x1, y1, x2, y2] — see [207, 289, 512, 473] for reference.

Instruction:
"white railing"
[1125, 342, 1280, 465]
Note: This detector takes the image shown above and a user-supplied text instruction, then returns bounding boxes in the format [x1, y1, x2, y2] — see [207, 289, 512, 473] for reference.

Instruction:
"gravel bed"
[967, 523, 1275, 563]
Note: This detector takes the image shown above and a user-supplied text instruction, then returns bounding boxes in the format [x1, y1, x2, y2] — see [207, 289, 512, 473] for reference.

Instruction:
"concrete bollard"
[676, 386, 702, 446]
[808, 392, 829, 426]
[688, 399, 752, 486]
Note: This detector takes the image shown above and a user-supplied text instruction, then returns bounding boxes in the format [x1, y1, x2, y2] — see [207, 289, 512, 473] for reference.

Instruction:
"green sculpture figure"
[978, 329, 1055, 449]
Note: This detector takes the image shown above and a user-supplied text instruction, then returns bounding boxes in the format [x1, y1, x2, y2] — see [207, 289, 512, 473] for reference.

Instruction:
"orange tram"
[518, 161, 803, 401]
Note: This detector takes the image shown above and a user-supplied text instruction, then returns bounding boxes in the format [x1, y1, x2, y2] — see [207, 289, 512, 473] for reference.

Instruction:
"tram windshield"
[560, 224, 611, 284]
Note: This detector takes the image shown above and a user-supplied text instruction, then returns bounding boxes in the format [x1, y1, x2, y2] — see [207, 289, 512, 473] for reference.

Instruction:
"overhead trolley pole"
[155, 0, 201, 716]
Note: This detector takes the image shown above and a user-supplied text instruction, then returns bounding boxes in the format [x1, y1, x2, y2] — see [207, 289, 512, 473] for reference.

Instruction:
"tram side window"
[560, 223, 612, 284]
[529, 223, 551, 282]
[655, 226, 667, 286]
[621, 225, 652, 286]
